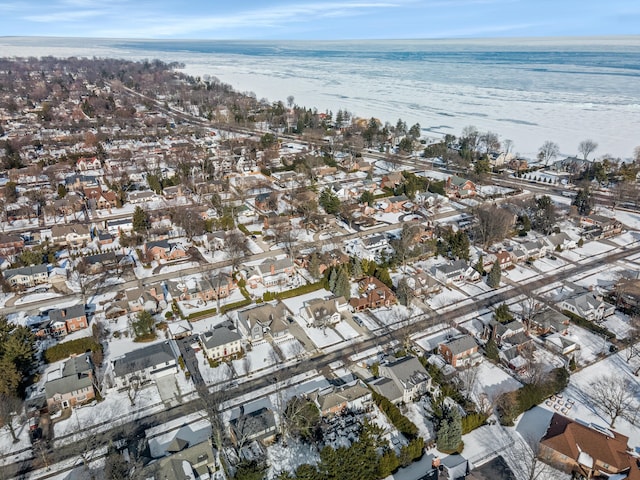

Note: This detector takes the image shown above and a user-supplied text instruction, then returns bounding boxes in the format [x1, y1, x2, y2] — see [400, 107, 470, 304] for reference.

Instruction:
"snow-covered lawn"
[157, 261, 200, 274]
[404, 402, 434, 442]
[554, 352, 640, 448]
[457, 281, 494, 297]
[177, 288, 246, 316]
[276, 337, 307, 360]
[533, 255, 568, 273]
[232, 341, 279, 376]
[0, 416, 32, 466]
[503, 265, 538, 282]
[471, 362, 522, 406]
[196, 350, 233, 385]
[426, 288, 468, 310]
[299, 324, 344, 350]
[602, 312, 634, 339]
[54, 383, 165, 444]
[334, 320, 360, 340]
[564, 324, 610, 366]
[266, 440, 320, 479]
[373, 304, 421, 328]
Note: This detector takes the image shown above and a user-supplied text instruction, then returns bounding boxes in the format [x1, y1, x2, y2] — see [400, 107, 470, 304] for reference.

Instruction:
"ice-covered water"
[2, 36, 640, 159]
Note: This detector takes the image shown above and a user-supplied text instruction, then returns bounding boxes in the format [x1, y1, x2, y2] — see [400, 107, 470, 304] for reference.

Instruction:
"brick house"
[439, 335, 482, 368]
[445, 176, 476, 198]
[539, 413, 637, 479]
[44, 353, 95, 411]
[144, 240, 188, 262]
[49, 304, 88, 335]
[349, 276, 397, 311]
[0, 234, 25, 257]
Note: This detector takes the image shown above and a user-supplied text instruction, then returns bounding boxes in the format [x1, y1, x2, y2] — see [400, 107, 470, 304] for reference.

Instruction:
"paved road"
[5, 241, 638, 479]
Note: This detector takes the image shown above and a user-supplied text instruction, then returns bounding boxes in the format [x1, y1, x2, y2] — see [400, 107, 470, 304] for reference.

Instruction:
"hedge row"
[187, 306, 218, 320]
[371, 391, 418, 439]
[44, 337, 102, 363]
[220, 298, 252, 314]
[263, 281, 325, 301]
[562, 310, 616, 340]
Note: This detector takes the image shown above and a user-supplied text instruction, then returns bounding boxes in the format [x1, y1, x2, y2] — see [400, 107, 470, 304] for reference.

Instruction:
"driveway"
[176, 335, 205, 385]
[156, 375, 180, 407]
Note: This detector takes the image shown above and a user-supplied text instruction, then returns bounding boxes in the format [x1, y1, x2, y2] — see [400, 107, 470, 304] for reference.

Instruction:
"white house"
[200, 326, 242, 361]
[558, 292, 615, 322]
[111, 341, 179, 389]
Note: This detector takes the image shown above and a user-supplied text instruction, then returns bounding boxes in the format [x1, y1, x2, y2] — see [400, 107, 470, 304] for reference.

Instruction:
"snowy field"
[426, 288, 468, 310]
[232, 341, 279, 376]
[553, 351, 640, 448]
[471, 362, 522, 406]
[196, 351, 233, 385]
[275, 337, 307, 360]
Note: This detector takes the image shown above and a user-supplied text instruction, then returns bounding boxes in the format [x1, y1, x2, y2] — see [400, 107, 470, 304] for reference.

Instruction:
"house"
[349, 276, 397, 311]
[81, 251, 118, 274]
[147, 439, 217, 480]
[558, 291, 615, 322]
[439, 335, 482, 368]
[200, 325, 242, 362]
[545, 232, 577, 251]
[106, 218, 133, 236]
[0, 234, 25, 256]
[51, 224, 92, 247]
[518, 239, 548, 260]
[580, 214, 622, 240]
[539, 413, 638, 479]
[53, 192, 85, 216]
[128, 190, 156, 204]
[482, 250, 513, 272]
[44, 353, 95, 411]
[144, 239, 188, 262]
[404, 271, 441, 298]
[168, 273, 235, 304]
[237, 302, 292, 343]
[527, 308, 570, 335]
[380, 172, 404, 190]
[95, 230, 114, 246]
[77, 156, 101, 171]
[229, 407, 277, 447]
[244, 256, 295, 289]
[545, 333, 578, 356]
[312, 381, 372, 416]
[83, 186, 117, 209]
[382, 195, 413, 213]
[445, 176, 476, 198]
[64, 174, 99, 191]
[302, 296, 344, 328]
[111, 340, 179, 389]
[361, 234, 391, 256]
[126, 283, 166, 313]
[434, 260, 468, 285]
[372, 356, 432, 404]
[3, 264, 48, 288]
[49, 304, 88, 335]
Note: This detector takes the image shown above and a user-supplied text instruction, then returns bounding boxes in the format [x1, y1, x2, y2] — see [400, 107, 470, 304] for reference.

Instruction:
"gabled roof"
[49, 304, 85, 322]
[541, 413, 631, 474]
[440, 335, 477, 356]
[112, 341, 177, 377]
[381, 356, 430, 390]
[3, 264, 48, 278]
[200, 326, 241, 349]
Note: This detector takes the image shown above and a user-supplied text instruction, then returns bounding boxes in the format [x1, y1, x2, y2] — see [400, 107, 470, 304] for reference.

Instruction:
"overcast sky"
[1, 0, 639, 40]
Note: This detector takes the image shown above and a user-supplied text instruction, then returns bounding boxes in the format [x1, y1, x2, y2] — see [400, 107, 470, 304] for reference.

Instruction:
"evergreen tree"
[449, 409, 462, 449]
[308, 253, 322, 279]
[334, 268, 351, 299]
[319, 188, 341, 214]
[396, 277, 414, 306]
[485, 337, 499, 361]
[132, 310, 155, 338]
[474, 254, 484, 274]
[378, 450, 400, 477]
[351, 257, 363, 279]
[57, 183, 67, 198]
[374, 267, 393, 289]
[487, 259, 501, 288]
[360, 190, 374, 206]
[493, 303, 513, 324]
[572, 188, 594, 216]
[132, 206, 150, 234]
[436, 419, 451, 452]
[328, 268, 338, 292]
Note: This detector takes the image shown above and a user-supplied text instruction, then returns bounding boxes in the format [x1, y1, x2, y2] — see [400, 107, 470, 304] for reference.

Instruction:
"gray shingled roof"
[441, 335, 477, 356]
[49, 304, 85, 323]
[112, 341, 177, 377]
[200, 326, 241, 349]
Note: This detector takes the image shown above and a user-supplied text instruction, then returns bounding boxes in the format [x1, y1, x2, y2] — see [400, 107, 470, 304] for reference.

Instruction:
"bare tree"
[195, 385, 228, 453]
[224, 230, 248, 273]
[457, 366, 479, 400]
[538, 141, 560, 166]
[504, 433, 558, 480]
[588, 374, 639, 427]
[578, 139, 598, 161]
[474, 204, 515, 247]
[0, 394, 23, 443]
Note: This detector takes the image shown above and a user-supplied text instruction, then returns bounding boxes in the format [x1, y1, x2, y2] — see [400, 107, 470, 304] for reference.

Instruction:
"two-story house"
[51, 224, 92, 248]
[49, 304, 88, 335]
[3, 264, 49, 288]
[439, 335, 482, 368]
[44, 353, 95, 411]
[349, 276, 397, 311]
[111, 340, 179, 389]
[371, 356, 432, 404]
[237, 302, 292, 343]
[200, 325, 243, 362]
[558, 291, 615, 322]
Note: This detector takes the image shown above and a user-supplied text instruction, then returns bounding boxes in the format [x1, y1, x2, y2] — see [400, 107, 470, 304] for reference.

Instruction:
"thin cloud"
[92, 1, 409, 38]
[24, 9, 109, 23]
